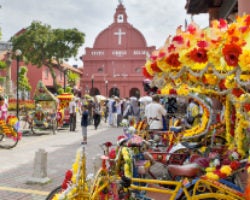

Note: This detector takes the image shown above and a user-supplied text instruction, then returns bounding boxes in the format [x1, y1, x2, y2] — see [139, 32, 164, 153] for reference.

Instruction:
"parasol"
[95, 95, 107, 101]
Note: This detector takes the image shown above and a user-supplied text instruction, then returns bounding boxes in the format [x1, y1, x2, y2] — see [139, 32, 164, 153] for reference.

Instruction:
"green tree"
[10, 21, 85, 90]
[67, 71, 80, 88]
[18, 66, 31, 99]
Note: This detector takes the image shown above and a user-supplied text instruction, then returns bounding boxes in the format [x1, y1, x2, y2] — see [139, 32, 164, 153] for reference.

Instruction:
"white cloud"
[0, 0, 208, 65]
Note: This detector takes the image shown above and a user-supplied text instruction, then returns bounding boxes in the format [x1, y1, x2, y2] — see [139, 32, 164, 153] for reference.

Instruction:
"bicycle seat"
[168, 163, 200, 179]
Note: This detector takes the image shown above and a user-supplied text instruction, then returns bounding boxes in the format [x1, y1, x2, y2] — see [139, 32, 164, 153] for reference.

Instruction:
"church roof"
[93, 3, 147, 49]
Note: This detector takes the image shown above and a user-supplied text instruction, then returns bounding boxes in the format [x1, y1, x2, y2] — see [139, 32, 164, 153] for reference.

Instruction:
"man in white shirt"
[145, 94, 167, 130]
[69, 97, 77, 131]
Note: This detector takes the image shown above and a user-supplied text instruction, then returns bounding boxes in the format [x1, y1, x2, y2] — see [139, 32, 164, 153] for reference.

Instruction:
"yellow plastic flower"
[220, 165, 232, 176]
[145, 60, 154, 76]
[205, 172, 219, 180]
[239, 49, 250, 71]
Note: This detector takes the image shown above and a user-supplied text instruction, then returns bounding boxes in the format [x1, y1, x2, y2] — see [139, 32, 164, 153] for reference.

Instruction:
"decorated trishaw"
[27, 81, 58, 134]
[46, 15, 250, 199]
[56, 93, 74, 128]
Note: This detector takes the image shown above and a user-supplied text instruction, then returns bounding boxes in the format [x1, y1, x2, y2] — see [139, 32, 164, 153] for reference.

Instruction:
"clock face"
[117, 14, 124, 23]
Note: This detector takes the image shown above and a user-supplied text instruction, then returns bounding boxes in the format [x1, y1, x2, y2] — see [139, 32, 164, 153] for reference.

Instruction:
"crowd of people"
[69, 93, 207, 145]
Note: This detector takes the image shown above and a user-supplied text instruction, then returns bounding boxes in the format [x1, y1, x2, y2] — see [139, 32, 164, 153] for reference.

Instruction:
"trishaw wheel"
[0, 127, 19, 149]
[0, 132, 4, 141]
[45, 185, 62, 200]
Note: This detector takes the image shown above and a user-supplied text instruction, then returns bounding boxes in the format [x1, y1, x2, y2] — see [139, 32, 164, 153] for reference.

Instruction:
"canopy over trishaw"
[57, 93, 74, 127]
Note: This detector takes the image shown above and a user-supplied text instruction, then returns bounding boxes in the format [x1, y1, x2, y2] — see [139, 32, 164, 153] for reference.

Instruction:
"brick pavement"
[0, 120, 122, 200]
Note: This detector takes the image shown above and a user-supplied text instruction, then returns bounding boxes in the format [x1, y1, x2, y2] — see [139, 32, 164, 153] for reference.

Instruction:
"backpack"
[111, 101, 117, 113]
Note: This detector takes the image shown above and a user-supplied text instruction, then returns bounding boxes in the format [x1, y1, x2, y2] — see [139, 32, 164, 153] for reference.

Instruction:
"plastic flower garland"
[142, 15, 250, 94]
[225, 93, 250, 156]
[52, 147, 87, 200]
[143, 14, 250, 159]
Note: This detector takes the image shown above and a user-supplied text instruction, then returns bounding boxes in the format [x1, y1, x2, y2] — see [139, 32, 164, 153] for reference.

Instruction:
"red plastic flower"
[169, 89, 177, 95]
[244, 103, 250, 112]
[219, 79, 227, 90]
[187, 24, 196, 34]
[151, 62, 162, 72]
[104, 141, 113, 147]
[65, 170, 73, 181]
[165, 53, 181, 67]
[197, 41, 208, 48]
[189, 48, 208, 63]
[218, 19, 227, 29]
[109, 148, 116, 159]
[232, 88, 244, 97]
[222, 44, 242, 67]
[172, 35, 184, 44]
[230, 160, 240, 170]
[168, 44, 176, 52]
[244, 15, 250, 26]
[61, 180, 68, 190]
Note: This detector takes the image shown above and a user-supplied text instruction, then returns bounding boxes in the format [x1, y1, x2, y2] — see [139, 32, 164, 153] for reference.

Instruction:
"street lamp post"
[15, 49, 22, 119]
[91, 74, 94, 96]
[105, 80, 108, 97]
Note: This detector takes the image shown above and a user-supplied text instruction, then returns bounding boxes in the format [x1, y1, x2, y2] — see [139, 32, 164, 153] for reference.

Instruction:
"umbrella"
[95, 95, 107, 101]
[139, 96, 152, 103]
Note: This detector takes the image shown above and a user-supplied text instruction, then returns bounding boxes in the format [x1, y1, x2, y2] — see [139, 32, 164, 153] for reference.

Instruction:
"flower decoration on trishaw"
[142, 14, 250, 198]
[47, 15, 250, 200]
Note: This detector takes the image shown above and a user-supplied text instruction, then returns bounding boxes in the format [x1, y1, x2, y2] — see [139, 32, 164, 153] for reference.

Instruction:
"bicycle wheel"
[0, 126, 19, 149]
[45, 185, 62, 200]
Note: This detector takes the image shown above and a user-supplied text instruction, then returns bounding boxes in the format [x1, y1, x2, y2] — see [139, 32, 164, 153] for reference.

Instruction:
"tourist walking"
[145, 94, 167, 130]
[93, 96, 101, 130]
[69, 97, 77, 131]
[107, 95, 117, 127]
[81, 105, 89, 144]
[115, 97, 123, 127]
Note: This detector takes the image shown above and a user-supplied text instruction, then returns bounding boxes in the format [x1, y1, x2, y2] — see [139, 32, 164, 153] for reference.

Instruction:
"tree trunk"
[48, 66, 58, 91]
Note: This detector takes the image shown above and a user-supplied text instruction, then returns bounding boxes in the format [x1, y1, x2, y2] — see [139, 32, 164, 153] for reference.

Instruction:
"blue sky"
[0, 0, 209, 65]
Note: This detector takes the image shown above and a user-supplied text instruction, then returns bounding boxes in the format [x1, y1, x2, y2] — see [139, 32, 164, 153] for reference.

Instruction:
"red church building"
[81, 2, 155, 98]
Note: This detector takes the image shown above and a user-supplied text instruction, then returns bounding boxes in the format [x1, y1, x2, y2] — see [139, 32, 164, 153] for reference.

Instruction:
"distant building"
[80, 2, 155, 98]
[0, 51, 82, 98]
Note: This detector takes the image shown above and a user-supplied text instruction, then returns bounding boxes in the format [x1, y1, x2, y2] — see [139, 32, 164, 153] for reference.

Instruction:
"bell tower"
[114, 1, 127, 23]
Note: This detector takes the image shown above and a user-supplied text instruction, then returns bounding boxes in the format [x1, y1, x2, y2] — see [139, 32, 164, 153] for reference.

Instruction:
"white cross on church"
[114, 28, 126, 45]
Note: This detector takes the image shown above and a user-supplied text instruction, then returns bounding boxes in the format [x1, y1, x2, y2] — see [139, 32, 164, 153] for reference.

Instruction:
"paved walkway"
[0, 117, 122, 200]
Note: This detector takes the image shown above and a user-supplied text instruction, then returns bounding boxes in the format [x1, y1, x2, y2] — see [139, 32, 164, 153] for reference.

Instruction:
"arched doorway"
[129, 88, 140, 99]
[109, 87, 120, 97]
[90, 88, 100, 96]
